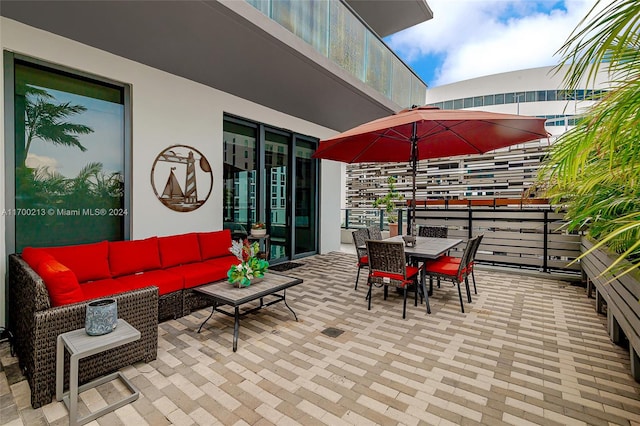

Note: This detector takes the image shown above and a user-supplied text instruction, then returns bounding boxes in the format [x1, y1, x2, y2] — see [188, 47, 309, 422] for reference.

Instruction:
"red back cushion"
[36, 259, 85, 306]
[44, 241, 111, 283]
[198, 230, 233, 260]
[158, 233, 201, 268]
[21, 247, 55, 270]
[109, 237, 162, 277]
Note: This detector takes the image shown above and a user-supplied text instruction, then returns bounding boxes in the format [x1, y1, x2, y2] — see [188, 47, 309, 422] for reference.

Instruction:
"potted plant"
[373, 176, 404, 237]
[227, 239, 269, 287]
[250, 221, 267, 237]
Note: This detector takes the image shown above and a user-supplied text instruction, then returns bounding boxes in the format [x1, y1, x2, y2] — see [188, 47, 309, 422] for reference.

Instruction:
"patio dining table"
[382, 235, 463, 313]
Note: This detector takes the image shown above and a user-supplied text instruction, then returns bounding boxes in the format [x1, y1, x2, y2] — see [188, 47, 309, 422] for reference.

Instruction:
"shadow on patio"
[2, 251, 640, 425]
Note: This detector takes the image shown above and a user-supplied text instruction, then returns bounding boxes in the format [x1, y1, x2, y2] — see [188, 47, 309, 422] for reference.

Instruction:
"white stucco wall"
[0, 18, 342, 326]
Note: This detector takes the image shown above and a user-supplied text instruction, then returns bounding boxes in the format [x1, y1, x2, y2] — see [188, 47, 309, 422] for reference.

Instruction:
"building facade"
[0, 0, 432, 326]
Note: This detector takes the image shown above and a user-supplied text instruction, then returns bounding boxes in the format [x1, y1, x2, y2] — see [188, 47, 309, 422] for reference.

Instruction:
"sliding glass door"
[222, 115, 318, 263]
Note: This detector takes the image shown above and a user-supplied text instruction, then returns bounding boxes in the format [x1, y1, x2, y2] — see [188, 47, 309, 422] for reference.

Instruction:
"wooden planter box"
[581, 237, 640, 381]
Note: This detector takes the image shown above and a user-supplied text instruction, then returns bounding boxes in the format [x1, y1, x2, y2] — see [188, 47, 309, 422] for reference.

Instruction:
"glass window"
[463, 97, 473, 108]
[453, 99, 463, 109]
[13, 60, 126, 250]
[547, 90, 557, 101]
[223, 120, 257, 231]
[525, 91, 535, 102]
[483, 95, 494, 106]
[505, 93, 515, 104]
[443, 100, 453, 110]
[473, 96, 483, 107]
[495, 93, 505, 104]
[536, 91, 546, 101]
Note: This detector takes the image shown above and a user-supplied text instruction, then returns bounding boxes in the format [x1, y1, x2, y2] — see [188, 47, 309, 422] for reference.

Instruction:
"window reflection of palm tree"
[23, 86, 93, 165]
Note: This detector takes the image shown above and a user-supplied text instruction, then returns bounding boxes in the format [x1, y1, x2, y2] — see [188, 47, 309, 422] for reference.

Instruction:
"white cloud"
[388, 0, 598, 86]
[26, 153, 60, 174]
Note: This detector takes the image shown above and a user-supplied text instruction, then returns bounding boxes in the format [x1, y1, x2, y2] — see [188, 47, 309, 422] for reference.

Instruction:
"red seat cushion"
[81, 279, 126, 301]
[168, 256, 238, 289]
[36, 259, 84, 306]
[158, 233, 201, 268]
[198, 230, 233, 260]
[370, 266, 420, 286]
[109, 237, 161, 277]
[21, 247, 55, 270]
[424, 259, 467, 278]
[43, 241, 111, 283]
[358, 255, 368, 266]
[115, 270, 183, 295]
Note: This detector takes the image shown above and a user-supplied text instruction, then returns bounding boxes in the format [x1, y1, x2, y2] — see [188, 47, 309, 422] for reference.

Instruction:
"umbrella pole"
[410, 122, 418, 236]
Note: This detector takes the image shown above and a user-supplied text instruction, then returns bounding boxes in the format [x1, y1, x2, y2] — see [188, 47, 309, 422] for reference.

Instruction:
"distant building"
[346, 66, 611, 208]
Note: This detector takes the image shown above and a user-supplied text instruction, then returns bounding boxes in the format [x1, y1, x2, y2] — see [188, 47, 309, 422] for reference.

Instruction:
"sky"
[385, 0, 598, 88]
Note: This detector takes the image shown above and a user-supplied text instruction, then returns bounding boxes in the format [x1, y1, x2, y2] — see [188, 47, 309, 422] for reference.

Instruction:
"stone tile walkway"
[2, 251, 640, 425]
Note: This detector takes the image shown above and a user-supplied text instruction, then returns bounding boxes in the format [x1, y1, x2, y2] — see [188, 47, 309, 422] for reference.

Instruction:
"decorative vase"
[389, 223, 399, 237]
[85, 298, 118, 336]
[251, 228, 267, 237]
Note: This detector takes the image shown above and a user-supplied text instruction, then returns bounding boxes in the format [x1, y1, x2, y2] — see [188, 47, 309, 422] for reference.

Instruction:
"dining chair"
[417, 225, 449, 287]
[418, 225, 448, 238]
[352, 228, 369, 290]
[422, 236, 478, 313]
[367, 224, 383, 240]
[365, 240, 427, 319]
[435, 234, 484, 295]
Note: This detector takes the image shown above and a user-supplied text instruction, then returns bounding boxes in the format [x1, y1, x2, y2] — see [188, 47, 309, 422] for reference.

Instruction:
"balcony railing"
[342, 200, 582, 274]
[246, 0, 426, 108]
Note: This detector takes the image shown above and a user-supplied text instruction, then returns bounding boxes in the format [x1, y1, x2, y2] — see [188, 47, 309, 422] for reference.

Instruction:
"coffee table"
[194, 272, 303, 351]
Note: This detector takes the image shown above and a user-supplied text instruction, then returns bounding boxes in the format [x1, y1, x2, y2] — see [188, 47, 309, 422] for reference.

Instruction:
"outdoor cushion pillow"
[36, 259, 84, 306]
[109, 237, 161, 277]
[158, 233, 201, 268]
[21, 247, 55, 270]
[115, 270, 184, 295]
[43, 241, 111, 283]
[198, 229, 233, 260]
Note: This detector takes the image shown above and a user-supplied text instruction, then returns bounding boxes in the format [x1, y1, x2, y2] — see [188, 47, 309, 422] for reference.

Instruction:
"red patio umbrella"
[312, 106, 549, 235]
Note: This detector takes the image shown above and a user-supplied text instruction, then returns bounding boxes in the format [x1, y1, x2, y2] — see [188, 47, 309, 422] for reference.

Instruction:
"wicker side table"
[56, 319, 141, 425]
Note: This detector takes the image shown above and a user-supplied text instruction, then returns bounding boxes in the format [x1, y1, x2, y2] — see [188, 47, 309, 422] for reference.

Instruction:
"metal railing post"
[379, 210, 384, 230]
[543, 210, 549, 272]
[345, 209, 349, 229]
[398, 209, 404, 234]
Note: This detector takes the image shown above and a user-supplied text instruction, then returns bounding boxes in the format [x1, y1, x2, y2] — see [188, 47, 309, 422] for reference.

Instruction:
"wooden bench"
[581, 237, 640, 381]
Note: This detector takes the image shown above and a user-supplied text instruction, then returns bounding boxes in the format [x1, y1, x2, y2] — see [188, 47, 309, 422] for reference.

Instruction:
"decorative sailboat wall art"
[151, 145, 213, 212]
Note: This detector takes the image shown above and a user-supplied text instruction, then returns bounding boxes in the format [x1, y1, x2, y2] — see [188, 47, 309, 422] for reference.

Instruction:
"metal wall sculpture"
[151, 145, 213, 212]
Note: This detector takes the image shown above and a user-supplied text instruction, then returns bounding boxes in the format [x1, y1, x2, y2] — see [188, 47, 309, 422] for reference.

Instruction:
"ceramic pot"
[251, 229, 267, 237]
[85, 299, 118, 336]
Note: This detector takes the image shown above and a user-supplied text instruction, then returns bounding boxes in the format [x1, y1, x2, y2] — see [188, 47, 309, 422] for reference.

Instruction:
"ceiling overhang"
[345, 0, 433, 37]
[2, 0, 403, 132]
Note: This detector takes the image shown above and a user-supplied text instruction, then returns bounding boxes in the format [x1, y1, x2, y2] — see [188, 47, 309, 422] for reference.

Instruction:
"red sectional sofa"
[8, 229, 239, 408]
[18, 229, 238, 319]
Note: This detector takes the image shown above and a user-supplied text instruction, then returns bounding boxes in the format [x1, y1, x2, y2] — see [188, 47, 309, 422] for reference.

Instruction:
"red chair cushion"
[44, 241, 111, 283]
[21, 247, 55, 270]
[169, 256, 238, 289]
[198, 230, 233, 260]
[109, 237, 161, 277]
[371, 266, 420, 286]
[424, 259, 468, 278]
[358, 255, 369, 266]
[81, 279, 126, 301]
[36, 259, 84, 306]
[115, 270, 184, 295]
[158, 233, 201, 268]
